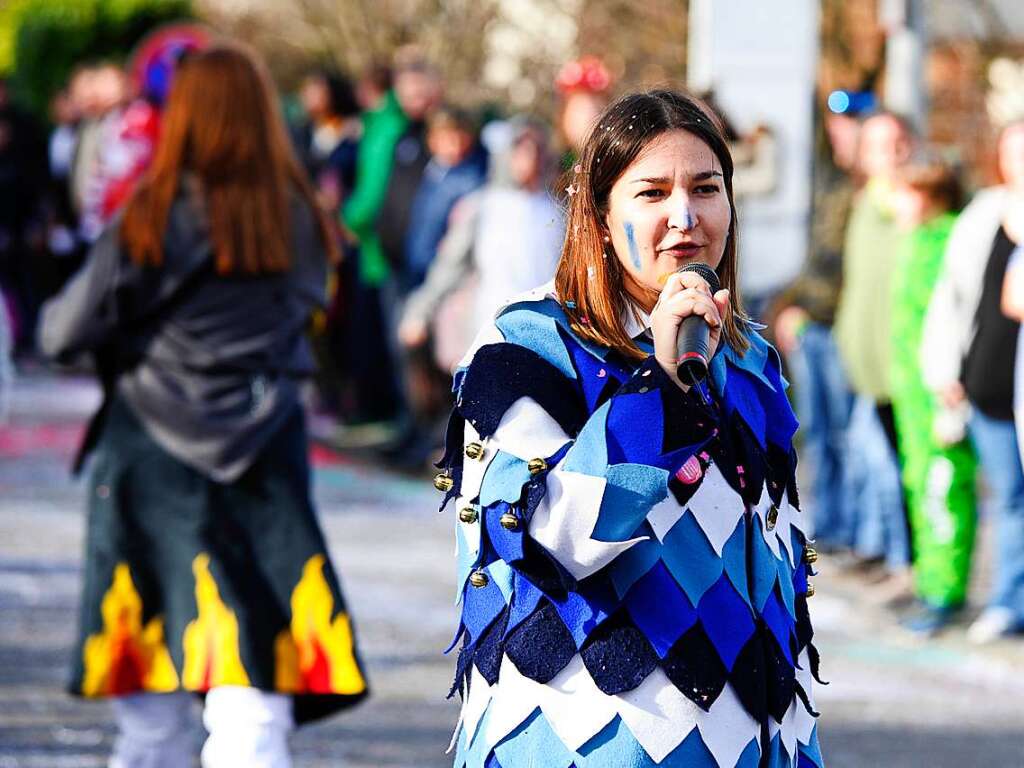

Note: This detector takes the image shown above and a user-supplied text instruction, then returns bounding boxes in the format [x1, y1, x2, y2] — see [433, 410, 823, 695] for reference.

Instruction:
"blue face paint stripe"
[624, 222, 640, 269]
[682, 207, 694, 230]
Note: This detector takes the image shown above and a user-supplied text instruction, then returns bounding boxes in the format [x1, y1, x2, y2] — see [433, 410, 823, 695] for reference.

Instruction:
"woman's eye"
[637, 188, 666, 199]
[695, 184, 720, 195]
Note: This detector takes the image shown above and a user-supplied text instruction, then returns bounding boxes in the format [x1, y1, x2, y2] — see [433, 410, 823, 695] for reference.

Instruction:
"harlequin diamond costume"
[436, 285, 825, 768]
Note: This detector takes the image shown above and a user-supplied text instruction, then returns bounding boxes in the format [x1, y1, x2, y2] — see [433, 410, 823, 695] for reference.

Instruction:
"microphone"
[674, 263, 721, 383]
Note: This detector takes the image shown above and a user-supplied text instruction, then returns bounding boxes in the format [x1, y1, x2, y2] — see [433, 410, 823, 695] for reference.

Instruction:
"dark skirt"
[69, 397, 368, 724]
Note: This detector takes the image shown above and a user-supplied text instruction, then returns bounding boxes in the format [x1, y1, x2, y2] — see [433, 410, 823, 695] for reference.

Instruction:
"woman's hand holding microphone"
[650, 270, 731, 391]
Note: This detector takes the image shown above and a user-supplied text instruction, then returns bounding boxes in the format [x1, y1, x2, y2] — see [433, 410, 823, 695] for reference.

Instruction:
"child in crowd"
[389, 105, 487, 466]
[889, 153, 977, 634]
[402, 105, 487, 293]
[398, 118, 564, 368]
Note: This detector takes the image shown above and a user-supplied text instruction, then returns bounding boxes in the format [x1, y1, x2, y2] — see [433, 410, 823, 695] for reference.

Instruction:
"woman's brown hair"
[120, 43, 338, 273]
[555, 89, 749, 360]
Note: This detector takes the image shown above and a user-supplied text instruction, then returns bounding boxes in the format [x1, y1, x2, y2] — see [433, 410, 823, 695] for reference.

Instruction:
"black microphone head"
[677, 262, 721, 294]
[674, 263, 721, 385]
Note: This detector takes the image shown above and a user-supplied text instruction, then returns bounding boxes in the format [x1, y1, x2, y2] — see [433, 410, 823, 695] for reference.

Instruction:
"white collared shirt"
[620, 302, 653, 343]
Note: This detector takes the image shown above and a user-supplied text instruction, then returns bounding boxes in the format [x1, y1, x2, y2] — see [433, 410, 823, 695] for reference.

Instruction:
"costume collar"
[620, 302, 652, 342]
[617, 298, 774, 394]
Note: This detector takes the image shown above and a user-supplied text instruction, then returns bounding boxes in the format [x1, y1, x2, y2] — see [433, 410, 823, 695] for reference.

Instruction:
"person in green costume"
[889, 155, 978, 634]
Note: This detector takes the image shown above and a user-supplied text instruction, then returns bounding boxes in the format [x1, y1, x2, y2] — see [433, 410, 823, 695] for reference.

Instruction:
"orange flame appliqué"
[182, 553, 251, 690]
[275, 554, 366, 695]
[81, 563, 179, 696]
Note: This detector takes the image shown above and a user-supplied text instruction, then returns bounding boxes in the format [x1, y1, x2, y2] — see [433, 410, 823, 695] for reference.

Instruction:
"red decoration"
[556, 56, 612, 95]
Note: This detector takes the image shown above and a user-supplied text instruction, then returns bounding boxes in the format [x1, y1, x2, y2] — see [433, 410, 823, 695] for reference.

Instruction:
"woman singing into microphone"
[437, 90, 824, 767]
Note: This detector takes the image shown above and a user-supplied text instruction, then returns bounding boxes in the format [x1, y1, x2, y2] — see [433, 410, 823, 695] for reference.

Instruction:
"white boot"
[110, 692, 195, 768]
[201, 686, 294, 768]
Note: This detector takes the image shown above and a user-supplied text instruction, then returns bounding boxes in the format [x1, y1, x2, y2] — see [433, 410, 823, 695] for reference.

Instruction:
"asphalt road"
[1, 370, 1022, 767]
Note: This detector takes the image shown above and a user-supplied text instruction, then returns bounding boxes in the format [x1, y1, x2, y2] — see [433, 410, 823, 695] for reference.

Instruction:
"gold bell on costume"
[434, 473, 454, 492]
[527, 458, 547, 475]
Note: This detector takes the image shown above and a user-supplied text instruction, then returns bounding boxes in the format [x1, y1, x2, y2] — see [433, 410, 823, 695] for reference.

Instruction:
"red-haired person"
[438, 90, 824, 767]
[40, 45, 367, 767]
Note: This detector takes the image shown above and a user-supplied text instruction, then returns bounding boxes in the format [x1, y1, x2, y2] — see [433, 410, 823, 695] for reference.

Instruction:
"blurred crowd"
[772, 106, 1024, 644]
[0, 54, 177, 419]
[0, 48, 602, 459]
[289, 51, 599, 470]
[1, 41, 1023, 647]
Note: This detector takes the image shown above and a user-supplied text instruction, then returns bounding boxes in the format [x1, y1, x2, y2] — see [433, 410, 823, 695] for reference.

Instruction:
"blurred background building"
[4, 0, 1024, 286]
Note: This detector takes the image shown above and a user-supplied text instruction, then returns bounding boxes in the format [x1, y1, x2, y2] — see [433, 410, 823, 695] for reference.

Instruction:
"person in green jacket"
[343, 85, 408, 287]
[331, 60, 438, 430]
[889, 155, 978, 634]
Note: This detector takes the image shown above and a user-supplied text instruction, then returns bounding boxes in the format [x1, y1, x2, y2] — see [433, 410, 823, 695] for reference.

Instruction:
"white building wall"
[688, 0, 819, 305]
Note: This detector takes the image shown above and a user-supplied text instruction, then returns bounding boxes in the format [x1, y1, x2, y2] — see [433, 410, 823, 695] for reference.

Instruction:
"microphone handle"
[675, 314, 711, 383]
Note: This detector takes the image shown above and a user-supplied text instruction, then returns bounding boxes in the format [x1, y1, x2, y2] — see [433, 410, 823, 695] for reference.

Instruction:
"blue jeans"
[969, 408, 1024, 622]
[844, 396, 910, 569]
[787, 323, 854, 548]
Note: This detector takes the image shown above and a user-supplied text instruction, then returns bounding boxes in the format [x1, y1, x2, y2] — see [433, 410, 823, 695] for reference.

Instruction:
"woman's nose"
[668, 197, 697, 232]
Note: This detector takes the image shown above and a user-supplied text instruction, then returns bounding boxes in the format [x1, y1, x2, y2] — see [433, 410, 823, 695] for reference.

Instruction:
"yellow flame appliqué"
[81, 563, 179, 696]
[182, 554, 250, 689]
[274, 554, 366, 695]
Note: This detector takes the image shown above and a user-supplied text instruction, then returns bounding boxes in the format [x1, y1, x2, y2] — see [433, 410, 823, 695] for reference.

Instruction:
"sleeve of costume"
[439, 309, 720, 595]
[402, 194, 479, 326]
[38, 222, 131, 361]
